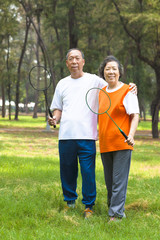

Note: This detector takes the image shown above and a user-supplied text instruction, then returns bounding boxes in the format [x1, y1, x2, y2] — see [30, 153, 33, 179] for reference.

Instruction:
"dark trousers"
[101, 150, 132, 217]
[59, 140, 96, 207]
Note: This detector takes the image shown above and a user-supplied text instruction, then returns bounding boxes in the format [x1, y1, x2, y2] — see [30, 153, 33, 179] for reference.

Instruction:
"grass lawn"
[0, 116, 160, 240]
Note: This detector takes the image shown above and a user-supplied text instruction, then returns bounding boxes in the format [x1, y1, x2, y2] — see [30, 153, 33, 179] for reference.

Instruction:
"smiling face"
[104, 61, 120, 89]
[66, 49, 85, 78]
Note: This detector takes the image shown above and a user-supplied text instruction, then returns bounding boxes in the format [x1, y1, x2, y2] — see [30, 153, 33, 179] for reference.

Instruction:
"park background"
[0, 0, 160, 239]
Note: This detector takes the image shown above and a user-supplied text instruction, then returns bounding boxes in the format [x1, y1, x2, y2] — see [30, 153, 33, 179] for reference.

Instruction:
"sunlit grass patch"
[137, 120, 160, 130]
[0, 115, 46, 129]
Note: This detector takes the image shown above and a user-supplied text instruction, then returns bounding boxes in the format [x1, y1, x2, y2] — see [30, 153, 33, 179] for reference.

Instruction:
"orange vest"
[98, 84, 133, 153]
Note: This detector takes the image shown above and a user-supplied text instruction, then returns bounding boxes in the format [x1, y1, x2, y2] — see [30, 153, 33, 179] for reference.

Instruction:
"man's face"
[66, 50, 85, 75]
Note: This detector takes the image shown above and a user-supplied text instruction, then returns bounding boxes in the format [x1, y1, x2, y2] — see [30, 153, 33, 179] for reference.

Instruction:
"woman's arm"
[125, 113, 139, 146]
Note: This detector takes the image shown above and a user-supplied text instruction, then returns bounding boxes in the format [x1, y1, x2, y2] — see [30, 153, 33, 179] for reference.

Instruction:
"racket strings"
[86, 88, 111, 115]
[99, 90, 111, 114]
[85, 87, 128, 140]
[29, 66, 51, 91]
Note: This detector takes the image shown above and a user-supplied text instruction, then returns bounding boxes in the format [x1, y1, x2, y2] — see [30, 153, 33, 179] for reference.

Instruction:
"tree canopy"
[0, 0, 159, 137]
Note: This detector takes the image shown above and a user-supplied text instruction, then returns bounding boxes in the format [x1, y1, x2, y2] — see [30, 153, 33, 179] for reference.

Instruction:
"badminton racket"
[85, 87, 128, 139]
[29, 65, 56, 128]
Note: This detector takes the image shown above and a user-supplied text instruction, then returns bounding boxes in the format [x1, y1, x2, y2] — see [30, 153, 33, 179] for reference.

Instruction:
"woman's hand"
[125, 134, 135, 147]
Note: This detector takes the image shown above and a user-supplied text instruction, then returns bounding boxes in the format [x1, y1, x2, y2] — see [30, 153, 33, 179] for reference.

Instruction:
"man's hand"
[48, 116, 56, 128]
[129, 83, 137, 95]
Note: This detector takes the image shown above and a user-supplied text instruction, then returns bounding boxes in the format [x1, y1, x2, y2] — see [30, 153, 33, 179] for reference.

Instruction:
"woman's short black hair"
[99, 55, 123, 79]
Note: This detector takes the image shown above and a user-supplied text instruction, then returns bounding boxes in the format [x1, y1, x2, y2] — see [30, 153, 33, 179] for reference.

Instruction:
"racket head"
[29, 65, 51, 91]
[85, 87, 111, 115]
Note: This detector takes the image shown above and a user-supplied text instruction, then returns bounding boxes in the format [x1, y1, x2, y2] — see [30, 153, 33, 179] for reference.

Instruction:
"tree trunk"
[6, 35, 11, 120]
[25, 82, 29, 114]
[151, 69, 160, 138]
[1, 82, 5, 118]
[15, 16, 31, 120]
[139, 102, 146, 121]
[68, 6, 78, 48]
[51, 1, 64, 79]
[151, 99, 159, 138]
[33, 13, 41, 119]
[53, 27, 64, 78]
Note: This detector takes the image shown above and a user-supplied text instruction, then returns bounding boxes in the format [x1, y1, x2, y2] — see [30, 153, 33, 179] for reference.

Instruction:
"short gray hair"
[66, 48, 85, 60]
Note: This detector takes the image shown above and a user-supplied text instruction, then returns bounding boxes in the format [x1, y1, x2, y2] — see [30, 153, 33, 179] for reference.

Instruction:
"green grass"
[0, 116, 160, 239]
[0, 115, 46, 129]
[138, 119, 160, 131]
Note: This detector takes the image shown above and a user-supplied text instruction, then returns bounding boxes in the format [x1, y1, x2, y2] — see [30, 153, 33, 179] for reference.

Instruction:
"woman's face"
[103, 61, 120, 87]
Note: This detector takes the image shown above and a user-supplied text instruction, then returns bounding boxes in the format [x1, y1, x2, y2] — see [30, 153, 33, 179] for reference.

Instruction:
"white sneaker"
[67, 203, 75, 209]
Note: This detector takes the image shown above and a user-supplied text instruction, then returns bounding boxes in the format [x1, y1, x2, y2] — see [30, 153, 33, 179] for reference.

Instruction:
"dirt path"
[0, 127, 59, 136]
[0, 128, 154, 137]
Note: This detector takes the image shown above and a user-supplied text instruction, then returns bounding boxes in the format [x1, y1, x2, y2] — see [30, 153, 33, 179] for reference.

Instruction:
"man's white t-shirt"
[50, 73, 107, 140]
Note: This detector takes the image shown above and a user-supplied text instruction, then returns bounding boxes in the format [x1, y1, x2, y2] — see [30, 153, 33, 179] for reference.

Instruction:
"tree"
[111, 0, 160, 138]
[43, 0, 67, 79]
[0, 1, 19, 118]
[15, 16, 31, 120]
[18, 0, 57, 119]
[19, 0, 56, 87]
[0, 0, 157, 129]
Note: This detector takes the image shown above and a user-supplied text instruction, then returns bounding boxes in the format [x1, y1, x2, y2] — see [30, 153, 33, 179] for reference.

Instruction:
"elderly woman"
[98, 55, 139, 221]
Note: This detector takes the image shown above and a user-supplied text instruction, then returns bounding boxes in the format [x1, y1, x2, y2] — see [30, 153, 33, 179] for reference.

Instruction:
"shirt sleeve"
[96, 75, 108, 88]
[123, 91, 140, 115]
[50, 83, 63, 111]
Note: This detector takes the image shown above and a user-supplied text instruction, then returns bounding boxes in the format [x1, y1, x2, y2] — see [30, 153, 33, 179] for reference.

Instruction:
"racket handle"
[120, 130, 128, 140]
[48, 109, 56, 128]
